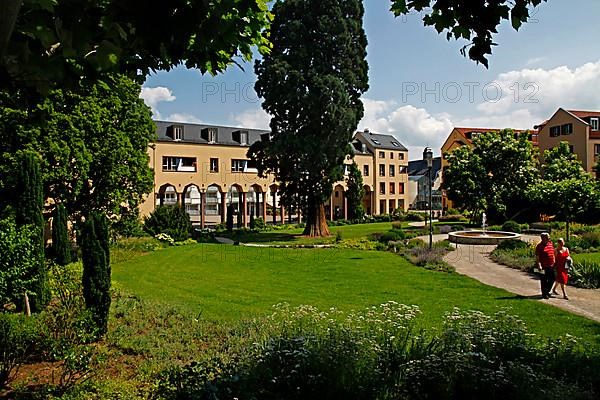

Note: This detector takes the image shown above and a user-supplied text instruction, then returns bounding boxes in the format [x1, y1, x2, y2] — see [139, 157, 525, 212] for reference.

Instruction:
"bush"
[490, 242, 535, 272]
[502, 220, 522, 233]
[335, 230, 343, 243]
[250, 216, 266, 231]
[496, 239, 529, 251]
[0, 313, 39, 388]
[379, 230, 405, 243]
[438, 214, 467, 222]
[144, 205, 192, 241]
[391, 221, 403, 230]
[405, 212, 425, 222]
[570, 260, 600, 289]
[445, 208, 461, 215]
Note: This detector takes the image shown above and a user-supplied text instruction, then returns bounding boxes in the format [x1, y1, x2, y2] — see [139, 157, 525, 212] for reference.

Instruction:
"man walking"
[535, 232, 556, 299]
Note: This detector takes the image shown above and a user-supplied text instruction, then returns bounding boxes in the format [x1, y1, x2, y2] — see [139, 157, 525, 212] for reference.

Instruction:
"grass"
[224, 222, 401, 244]
[574, 252, 600, 263]
[112, 243, 600, 345]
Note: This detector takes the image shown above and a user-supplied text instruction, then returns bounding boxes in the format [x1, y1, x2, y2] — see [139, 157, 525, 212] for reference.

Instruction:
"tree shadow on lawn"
[223, 231, 303, 243]
[496, 294, 543, 300]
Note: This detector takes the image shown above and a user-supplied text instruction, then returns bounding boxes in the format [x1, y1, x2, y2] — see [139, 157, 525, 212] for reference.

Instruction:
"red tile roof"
[567, 110, 600, 119]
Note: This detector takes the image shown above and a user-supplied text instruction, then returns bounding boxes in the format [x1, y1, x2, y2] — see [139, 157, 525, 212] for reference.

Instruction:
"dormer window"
[173, 125, 184, 140]
[201, 127, 218, 143]
[233, 130, 249, 145]
[391, 141, 400, 147]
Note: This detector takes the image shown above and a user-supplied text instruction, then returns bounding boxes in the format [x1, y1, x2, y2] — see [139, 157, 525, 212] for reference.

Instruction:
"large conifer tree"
[52, 204, 71, 266]
[346, 162, 365, 220]
[249, 0, 369, 237]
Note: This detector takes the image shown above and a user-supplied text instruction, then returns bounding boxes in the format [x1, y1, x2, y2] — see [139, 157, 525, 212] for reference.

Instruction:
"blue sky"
[141, 0, 600, 159]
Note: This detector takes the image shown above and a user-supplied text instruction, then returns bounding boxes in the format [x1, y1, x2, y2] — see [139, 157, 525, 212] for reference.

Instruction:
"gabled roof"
[355, 130, 408, 151]
[408, 157, 442, 177]
[567, 110, 600, 120]
[154, 120, 268, 146]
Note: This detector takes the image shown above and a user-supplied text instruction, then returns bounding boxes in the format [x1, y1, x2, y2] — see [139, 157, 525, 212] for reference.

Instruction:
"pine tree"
[15, 151, 49, 312]
[346, 162, 365, 221]
[249, 0, 369, 237]
[52, 204, 71, 265]
[81, 212, 111, 337]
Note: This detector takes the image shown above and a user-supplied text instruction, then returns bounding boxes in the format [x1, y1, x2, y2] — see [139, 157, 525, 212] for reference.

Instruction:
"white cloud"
[476, 60, 600, 119]
[165, 113, 204, 124]
[140, 86, 176, 118]
[524, 56, 546, 67]
[231, 108, 271, 129]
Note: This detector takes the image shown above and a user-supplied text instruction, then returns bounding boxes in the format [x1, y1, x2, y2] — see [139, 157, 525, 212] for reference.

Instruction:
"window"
[162, 157, 196, 172]
[389, 182, 395, 194]
[379, 164, 385, 177]
[363, 165, 369, 176]
[561, 123, 573, 135]
[379, 200, 386, 214]
[398, 153, 405, 160]
[240, 131, 248, 144]
[231, 159, 247, 172]
[161, 186, 177, 206]
[173, 125, 184, 140]
[398, 183, 405, 194]
[388, 199, 396, 214]
[210, 158, 219, 173]
[379, 151, 385, 158]
[372, 139, 381, 145]
[391, 141, 401, 147]
[591, 118, 599, 131]
[379, 182, 386, 195]
[202, 127, 218, 143]
[390, 152, 394, 159]
[399, 166, 408, 174]
[335, 191, 339, 198]
[549, 126, 560, 137]
[389, 165, 395, 177]
[569, 145, 574, 153]
[595, 144, 600, 155]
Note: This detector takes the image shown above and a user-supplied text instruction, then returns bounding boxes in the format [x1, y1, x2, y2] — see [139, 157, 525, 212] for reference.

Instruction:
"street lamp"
[200, 187, 206, 229]
[424, 147, 434, 249]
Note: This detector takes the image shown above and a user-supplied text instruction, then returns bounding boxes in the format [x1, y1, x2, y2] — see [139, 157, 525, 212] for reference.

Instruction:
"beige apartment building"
[140, 122, 410, 227]
[535, 108, 600, 174]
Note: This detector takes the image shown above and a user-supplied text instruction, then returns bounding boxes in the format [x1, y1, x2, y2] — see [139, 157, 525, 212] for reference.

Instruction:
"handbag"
[565, 256, 573, 272]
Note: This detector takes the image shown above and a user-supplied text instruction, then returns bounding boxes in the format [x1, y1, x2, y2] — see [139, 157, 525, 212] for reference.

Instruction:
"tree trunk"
[303, 203, 330, 237]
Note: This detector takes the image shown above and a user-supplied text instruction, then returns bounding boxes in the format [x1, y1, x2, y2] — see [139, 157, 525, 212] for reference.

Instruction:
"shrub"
[406, 212, 425, 221]
[81, 213, 111, 338]
[450, 224, 465, 232]
[438, 225, 452, 234]
[250, 216, 266, 231]
[438, 214, 466, 222]
[496, 239, 529, 251]
[570, 260, 600, 289]
[581, 232, 600, 249]
[391, 221, 403, 230]
[335, 230, 343, 243]
[445, 208, 461, 215]
[379, 230, 405, 243]
[502, 220, 522, 233]
[144, 205, 192, 241]
[490, 242, 535, 272]
[0, 313, 39, 388]
[52, 204, 72, 266]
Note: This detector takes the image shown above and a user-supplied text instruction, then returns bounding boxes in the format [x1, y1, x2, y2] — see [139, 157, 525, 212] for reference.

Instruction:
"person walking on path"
[535, 232, 556, 299]
[551, 237, 570, 300]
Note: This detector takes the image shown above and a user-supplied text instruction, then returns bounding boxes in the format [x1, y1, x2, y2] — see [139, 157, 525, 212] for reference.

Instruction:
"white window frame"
[591, 118, 599, 131]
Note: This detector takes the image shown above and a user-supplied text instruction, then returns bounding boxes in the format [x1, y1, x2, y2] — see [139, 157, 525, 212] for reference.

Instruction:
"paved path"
[419, 233, 600, 323]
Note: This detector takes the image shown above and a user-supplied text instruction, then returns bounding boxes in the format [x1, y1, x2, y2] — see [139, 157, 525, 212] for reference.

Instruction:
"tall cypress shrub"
[52, 204, 71, 265]
[15, 151, 49, 312]
[81, 212, 111, 337]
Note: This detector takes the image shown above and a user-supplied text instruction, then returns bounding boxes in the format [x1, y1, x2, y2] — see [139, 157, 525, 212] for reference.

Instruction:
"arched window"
[206, 185, 221, 215]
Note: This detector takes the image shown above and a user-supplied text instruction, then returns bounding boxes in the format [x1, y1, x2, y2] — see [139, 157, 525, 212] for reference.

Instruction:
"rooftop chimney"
[364, 128, 370, 134]
[361, 143, 367, 153]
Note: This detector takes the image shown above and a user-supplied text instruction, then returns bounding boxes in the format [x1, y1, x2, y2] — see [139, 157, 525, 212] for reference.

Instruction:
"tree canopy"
[0, 74, 155, 220]
[1, 0, 272, 93]
[390, 0, 547, 67]
[443, 130, 538, 222]
[249, 0, 369, 237]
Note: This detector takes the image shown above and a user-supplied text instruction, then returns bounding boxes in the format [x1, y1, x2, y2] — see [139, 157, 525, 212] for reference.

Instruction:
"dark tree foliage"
[15, 151, 49, 312]
[390, 0, 547, 67]
[1, 0, 272, 93]
[51, 204, 71, 266]
[249, 0, 369, 237]
[226, 204, 235, 232]
[0, 75, 155, 220]
[81, 212, 111, 337]
[346, 162, 365, 221]
[144, 205, 192, 242]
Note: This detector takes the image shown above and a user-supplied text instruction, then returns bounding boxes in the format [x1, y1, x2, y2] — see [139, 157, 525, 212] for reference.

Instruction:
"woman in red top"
[552, 238, 570, 300]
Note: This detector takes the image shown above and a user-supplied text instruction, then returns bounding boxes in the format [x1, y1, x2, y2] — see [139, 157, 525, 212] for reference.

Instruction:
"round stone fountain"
[447, 212, 521, 245]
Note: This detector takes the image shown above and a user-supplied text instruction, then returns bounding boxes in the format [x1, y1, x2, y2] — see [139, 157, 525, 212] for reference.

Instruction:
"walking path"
[420, 233, 600, 323]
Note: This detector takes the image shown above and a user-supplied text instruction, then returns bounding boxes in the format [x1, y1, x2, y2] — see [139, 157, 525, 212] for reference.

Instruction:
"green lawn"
[573, 252, 600, 263]
[225, 222, 402, 244]
[112, 243, 600, 345]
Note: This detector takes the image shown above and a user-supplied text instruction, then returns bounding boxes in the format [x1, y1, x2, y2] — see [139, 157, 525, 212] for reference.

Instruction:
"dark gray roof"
[408, 157, 442, 177]
[153, 120, 269, 146]
[355, 130, 408, 151]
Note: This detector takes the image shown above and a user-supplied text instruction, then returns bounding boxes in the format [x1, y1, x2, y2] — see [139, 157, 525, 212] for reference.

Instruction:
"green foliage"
[542, 141, 585, 181]
[444, 129, 538, 221]
[111, 205, 146, 239]
[0, 313, 39, 389]
[52, 204, 72, 266]
[248, 0, 369, 236]
[570, 261, 600, 289]
[502, 220, 522, 233]
[490, 242, 536, 272]
[496, 239, 529, 251]
[15, 151, 49, 312]
[335, 230, 343, 243]
[226, 204, 235, 232]
[81, 213, 111, 337]
[346, 162, 366, 220]
[144, 205, 192, 242]
[250, 216, 266, 231]
[0, 75, 156, 220]
[390, 0, 548, 67]
[0, 218, 38, 307]
[2, 0, 272, 93]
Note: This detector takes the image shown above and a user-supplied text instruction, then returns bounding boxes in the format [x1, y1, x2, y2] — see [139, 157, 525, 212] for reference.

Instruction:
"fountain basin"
[448, 230, 521, 245]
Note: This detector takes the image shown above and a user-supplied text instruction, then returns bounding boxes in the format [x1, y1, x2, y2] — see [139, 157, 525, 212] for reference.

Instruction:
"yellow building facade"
[140, 122, 410, 227]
